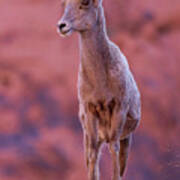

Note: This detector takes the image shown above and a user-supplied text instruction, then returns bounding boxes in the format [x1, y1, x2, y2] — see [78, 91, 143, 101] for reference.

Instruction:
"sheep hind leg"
[119, 134, 132, 178]
[84, 132, 90, 167]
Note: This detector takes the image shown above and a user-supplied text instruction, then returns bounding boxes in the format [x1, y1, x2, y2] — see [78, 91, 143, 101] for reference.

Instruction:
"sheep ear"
[61, 0, 65, 7]
[93, 0, 102, 7]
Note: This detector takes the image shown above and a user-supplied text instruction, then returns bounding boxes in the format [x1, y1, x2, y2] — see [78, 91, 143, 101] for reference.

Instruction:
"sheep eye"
[81, 0, 90, 6]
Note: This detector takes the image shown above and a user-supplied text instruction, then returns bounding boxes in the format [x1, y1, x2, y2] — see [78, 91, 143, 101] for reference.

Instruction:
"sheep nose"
[58, 22, 67, 31]
[57, 21, 69, 32]
[57, 21, 72, 36]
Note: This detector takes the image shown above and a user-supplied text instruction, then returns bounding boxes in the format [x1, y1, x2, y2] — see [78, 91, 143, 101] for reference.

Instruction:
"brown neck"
[78, 6, 110, 87]
[79, 6, 109, 54]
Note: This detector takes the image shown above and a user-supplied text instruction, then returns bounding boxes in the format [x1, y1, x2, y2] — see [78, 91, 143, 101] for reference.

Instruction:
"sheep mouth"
[57, 27, 73, 37]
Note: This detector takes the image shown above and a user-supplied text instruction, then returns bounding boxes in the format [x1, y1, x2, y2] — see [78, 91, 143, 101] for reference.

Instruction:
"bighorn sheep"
[57, 0, 141, 179]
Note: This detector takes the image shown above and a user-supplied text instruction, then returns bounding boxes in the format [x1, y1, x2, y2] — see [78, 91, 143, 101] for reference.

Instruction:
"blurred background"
[0, 0, 180, 179]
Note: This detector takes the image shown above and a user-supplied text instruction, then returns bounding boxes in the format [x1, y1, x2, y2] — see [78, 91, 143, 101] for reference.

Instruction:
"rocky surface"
[0, 0, 179, 179]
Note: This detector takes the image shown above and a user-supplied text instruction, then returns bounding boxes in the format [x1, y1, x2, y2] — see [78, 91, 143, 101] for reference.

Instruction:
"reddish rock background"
[0, 0, 179, 179]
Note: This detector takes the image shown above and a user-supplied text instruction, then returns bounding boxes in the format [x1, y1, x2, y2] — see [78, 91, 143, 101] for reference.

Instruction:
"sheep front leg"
[109, 108, 127, 180]
[86, 117, 101, 180]
[88, 138, 100, 180]
[110, 141, 121, 180]
[110, 105, 127, 142]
